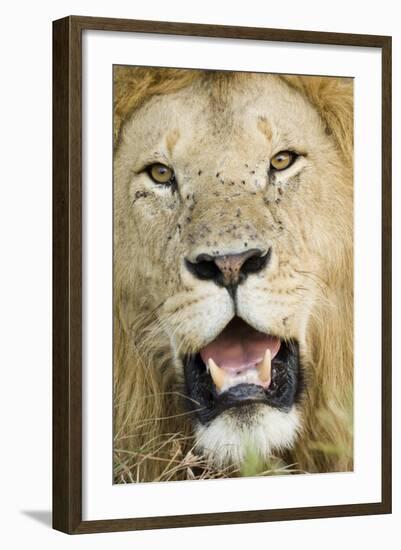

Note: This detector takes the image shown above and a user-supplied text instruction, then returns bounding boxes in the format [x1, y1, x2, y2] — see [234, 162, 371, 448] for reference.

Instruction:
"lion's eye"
[147, 163, 176, 185]
[270, 151, 296, 171]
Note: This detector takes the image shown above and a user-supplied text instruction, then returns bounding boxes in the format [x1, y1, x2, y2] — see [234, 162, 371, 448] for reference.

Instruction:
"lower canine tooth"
[207, 358, 226, 391]
[257, 349, 272, 384]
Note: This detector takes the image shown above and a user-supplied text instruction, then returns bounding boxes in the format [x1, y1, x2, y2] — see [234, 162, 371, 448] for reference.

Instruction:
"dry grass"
[114, 436, 239, 483]
[113, 432, 304, 483]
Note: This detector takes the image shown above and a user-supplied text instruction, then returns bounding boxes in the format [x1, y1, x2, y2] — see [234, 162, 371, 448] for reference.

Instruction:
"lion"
[113, 67, 353, 483]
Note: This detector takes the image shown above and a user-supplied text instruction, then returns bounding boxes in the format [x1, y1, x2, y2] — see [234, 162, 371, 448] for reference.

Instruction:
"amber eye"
[147, 163, 175, 185]
[270, 151, 296, 171]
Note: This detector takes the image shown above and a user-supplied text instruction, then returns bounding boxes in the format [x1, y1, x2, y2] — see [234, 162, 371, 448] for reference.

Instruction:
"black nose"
[185, 248, 270, 291]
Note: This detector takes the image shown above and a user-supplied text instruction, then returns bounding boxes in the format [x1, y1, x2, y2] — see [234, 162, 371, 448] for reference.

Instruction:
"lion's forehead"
[124, 75, 323, 165]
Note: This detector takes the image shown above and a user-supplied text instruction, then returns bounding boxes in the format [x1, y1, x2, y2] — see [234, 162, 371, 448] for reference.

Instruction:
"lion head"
[113, 68, 353, 481]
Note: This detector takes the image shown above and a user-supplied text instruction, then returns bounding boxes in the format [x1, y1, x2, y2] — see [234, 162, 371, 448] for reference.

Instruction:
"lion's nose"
[185, 248, 270, 292]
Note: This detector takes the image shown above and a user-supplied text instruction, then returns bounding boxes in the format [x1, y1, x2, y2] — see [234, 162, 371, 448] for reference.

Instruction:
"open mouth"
[183, 317, 302, 424]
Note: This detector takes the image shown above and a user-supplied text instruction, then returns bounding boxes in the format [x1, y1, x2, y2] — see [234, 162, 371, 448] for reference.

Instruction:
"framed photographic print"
[53, 16, 392, 534]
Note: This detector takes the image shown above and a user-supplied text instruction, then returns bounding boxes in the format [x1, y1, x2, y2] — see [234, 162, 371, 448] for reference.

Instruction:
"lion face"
[114, 73, 350, 467]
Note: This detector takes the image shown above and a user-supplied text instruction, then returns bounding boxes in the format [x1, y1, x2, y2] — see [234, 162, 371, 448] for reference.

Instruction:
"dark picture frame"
[53, 15, 392, 534]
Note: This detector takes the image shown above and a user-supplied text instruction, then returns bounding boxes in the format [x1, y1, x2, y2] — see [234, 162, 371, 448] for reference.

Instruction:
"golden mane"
[113, 67, 354, 482]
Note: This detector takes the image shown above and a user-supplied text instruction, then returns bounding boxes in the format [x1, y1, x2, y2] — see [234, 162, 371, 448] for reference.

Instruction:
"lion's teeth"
[207, 352, 271, 393]
[207, 358, 226, 391]
[257, 349, 271, 385]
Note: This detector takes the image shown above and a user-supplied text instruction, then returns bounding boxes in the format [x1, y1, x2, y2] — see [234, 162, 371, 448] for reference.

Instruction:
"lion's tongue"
[200, 318, 281, 373]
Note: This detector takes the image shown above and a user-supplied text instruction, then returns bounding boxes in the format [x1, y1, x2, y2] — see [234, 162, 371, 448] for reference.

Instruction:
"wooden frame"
[52, 15, 392, 534]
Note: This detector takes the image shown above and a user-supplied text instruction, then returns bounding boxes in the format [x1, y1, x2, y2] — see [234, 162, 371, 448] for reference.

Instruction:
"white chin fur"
[194, 405, 301, 468]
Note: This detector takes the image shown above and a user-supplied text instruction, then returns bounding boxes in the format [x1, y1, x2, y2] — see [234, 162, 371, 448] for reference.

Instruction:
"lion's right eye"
[270, 150, 297, 171]
[147, 163, 176, 185]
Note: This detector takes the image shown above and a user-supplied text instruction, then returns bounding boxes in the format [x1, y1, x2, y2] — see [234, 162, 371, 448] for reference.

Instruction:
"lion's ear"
[281, 76, 353, 167]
